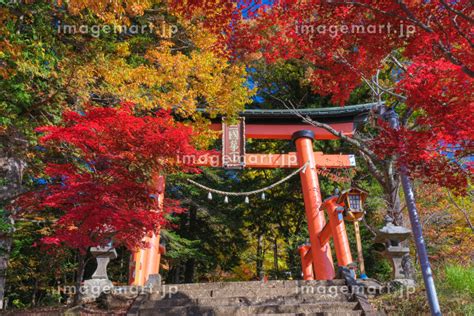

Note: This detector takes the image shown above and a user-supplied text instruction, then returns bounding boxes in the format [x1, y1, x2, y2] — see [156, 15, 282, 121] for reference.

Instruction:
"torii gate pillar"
[293, 130, 336, 280]
[129, 175, 165, 286]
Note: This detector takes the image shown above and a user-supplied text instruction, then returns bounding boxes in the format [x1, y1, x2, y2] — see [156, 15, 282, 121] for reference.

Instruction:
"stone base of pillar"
[388, 278, 416, 290]
[145, 273, 162, 289]
[81, 278, 114, 302]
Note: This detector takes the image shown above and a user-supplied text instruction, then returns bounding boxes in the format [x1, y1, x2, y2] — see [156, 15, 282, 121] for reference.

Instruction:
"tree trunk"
[173, 265, 181, 284]
[73, 252, 86, 306]
[184, 259, 195, 283]
[273, 237, 278, 276]
[184, 206, 196, 283]
[0, 154, 25, 310]
[287, 245, 297, 279]
[31, 277, 39, 307]
[0, 157, 25, 202]
[0, 234, 12, 310]
[386, 179, 403, 226]
[256, 233, 264, 278]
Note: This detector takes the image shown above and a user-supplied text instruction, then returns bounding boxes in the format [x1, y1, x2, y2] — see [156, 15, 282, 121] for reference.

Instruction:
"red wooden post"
[129, 175, 165, 285]
[293, 130, 335, 280]
[298, 245, 314, 280]
[322, 196, 353, 267]
[130, 246, 147, 285]
[144, 175, 165, 279]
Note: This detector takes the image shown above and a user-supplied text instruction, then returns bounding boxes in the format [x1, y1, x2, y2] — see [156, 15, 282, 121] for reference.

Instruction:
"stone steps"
[128, 279, 375, 316]
[144, 294, 349, 308]
[252, 314, 362, 316]
[138, 303, 361, 316]
[160, 280, 347, 290]
[153, 288, 350, 300]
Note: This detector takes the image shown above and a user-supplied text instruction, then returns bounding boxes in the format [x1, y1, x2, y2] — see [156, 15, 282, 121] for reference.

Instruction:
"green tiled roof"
[241, 103, 377, 117]
[197, 102, 380, 124]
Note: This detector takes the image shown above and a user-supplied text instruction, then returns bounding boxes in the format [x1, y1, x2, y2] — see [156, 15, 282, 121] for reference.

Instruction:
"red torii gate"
[129, 103, 375, 284]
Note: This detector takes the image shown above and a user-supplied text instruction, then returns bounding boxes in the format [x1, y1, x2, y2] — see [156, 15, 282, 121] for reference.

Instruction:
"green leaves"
[161, 229, 206, 262]
[0, 209, 13, 235]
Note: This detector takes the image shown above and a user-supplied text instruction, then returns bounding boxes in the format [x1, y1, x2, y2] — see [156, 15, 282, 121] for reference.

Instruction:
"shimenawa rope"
[187, 161, 309, 199]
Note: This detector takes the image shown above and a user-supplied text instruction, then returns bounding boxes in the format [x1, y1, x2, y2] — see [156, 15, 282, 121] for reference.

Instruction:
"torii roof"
[239, 103, 377, 125]
[202, 102, 379, 140]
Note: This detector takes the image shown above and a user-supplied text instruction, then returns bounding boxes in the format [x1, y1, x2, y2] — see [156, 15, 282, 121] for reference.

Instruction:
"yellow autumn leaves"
[62, 0, 253, 121]
[68, 41, 251, 117]
[65, 0, 154, 25]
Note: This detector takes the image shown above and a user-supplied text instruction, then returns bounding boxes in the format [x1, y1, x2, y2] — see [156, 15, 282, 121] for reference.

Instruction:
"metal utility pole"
[382, 107, 442, 316]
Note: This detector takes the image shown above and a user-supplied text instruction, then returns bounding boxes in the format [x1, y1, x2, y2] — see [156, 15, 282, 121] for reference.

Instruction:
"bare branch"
[439, 0, 474, 24]
[361, 217, 377, 237]
[360, 152, 387, 188]
[450, 15, 474, 49]
[273, 95, 383, 163]
[396, 1, 434, 33]
[336, 53, 408, 101]
[401, 107, 414, 127]
[436, 39, 474, 77]
[369, 78, 407, 101]
[389, 54, 409, 73]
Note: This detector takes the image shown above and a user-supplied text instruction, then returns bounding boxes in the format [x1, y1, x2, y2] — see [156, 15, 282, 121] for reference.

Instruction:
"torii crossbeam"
[189, 152, 355, 169]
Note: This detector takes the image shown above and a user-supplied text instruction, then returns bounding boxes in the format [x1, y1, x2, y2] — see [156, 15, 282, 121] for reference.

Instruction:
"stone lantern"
[375, 216, 414, 285]
[82, 245, 117, 301]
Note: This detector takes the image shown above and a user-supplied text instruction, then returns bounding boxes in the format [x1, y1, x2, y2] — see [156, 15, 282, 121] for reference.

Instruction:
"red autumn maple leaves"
[16, 1, 473, 254]
[234, 0, 473, 190]
[235, 1, 473, 100]
[20, 103, 202, 252]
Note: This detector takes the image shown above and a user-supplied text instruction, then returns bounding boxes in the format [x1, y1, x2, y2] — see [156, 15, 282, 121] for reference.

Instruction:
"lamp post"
[338, 188, 368, 279]
[382, 107, 441, 316]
